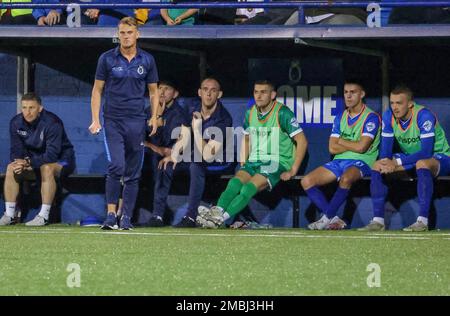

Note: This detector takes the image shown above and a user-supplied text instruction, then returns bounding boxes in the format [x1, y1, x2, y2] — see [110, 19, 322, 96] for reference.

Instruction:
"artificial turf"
[0, 225, 449, 296]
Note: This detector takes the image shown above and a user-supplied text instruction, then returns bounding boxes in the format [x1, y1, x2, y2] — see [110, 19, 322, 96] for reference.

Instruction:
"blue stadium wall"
[1, 51, 449, 228]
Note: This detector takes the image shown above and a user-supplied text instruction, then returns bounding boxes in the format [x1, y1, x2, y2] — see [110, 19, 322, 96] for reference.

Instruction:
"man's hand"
[37, 16, 47, 26]
[378, 158, 397, 174]
[88, 121, 102, 135]
[148, 116, 163, 136]
[280, 169, 296, 181]
[45, 10, 61, 26]
[174, 17, 183, 25]
[192, 112, 202, 131]
[12, 159, 31, 175]
[85, 9, 100, 19]
[166, 17, 176, 25]
[158, 155, 177, 170]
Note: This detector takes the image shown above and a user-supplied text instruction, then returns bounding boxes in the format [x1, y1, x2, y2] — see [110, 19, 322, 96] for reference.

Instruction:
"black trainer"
[148, 216, 164, 227]
[173, 216, 197, 228]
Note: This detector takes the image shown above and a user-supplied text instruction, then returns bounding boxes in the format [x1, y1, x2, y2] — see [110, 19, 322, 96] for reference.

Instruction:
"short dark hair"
[158, 80, 178, 91]
[254, 80, 276, 91]
[200, 77, 221, 90]
[21, 92, 42, 105]
[344, 79, 365, 91]
[391, 85, 414, 101]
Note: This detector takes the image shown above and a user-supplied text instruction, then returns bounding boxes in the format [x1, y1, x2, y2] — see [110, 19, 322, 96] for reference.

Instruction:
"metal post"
[292, 195, 300, 228]
[381, 53, 390, 112]
[16, 56, 30, 113]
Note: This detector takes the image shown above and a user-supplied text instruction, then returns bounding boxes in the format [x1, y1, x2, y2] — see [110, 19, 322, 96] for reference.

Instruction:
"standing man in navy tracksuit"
[89, 17, 159, 230]
[0, 93, 75, 227]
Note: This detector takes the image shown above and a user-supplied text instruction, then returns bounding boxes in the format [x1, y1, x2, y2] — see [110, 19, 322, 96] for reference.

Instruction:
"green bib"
[334, 105, 380, 167]
[393, 103, 450, 156]
[247, 102, 295, 170]
[0, 0, 32, 17]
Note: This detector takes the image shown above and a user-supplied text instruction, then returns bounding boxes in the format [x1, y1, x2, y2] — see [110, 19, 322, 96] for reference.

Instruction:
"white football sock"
[417, 216, 428, 226]
[5, 202, 16, 217]
[38, 204, 51, 220]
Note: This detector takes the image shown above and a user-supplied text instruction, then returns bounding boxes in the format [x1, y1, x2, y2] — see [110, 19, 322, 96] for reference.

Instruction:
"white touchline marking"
[0, 229, 440, 240]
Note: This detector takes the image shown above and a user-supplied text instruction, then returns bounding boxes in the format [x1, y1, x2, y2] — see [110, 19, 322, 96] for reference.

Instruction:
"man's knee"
[108, 162, 125, 178]
[300, 174, 314, 189]
[339, 174, 357, 188]
[40, 164, 57, 178]
[416, 159, 431, 170]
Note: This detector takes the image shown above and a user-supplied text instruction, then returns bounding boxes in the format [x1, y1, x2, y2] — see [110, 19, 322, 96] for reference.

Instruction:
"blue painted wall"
[1, 52, 450, 228]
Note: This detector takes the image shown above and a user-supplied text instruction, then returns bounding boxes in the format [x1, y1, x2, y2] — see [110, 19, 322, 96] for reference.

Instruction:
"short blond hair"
[118, 17, 138, 29]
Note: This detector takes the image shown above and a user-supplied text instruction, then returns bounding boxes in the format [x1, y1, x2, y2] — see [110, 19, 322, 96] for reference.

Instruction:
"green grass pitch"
[0, 225, 449, 295]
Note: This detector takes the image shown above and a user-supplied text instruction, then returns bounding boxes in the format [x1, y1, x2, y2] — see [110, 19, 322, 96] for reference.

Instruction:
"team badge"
[423, 120, 432, 132]
[137, 65, 144, 75]
[366, 122, 376, 132]
[290, 117, 299, 128]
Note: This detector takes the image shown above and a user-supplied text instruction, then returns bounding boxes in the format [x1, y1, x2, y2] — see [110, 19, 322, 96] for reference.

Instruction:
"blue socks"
[370, 170, 388, 218]
[417, 168, 434, 218]
[326, 187, 349, 218]
[305, 187, 329, 213]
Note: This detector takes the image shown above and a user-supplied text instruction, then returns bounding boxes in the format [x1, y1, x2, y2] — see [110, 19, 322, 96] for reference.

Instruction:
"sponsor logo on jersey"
[17, 129, 27, 136]
[112, 66, 123, 72]
[397, 135, 420, 145]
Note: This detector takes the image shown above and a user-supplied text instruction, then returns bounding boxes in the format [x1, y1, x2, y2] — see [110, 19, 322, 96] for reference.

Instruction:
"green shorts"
[240, 160, 288, 191]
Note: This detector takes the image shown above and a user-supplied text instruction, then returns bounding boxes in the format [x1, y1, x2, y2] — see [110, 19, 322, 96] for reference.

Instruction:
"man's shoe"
[358, 220, 385, 231]
[25, 215, 48, 227]
[173, 216, 197, 228]
[307, 216, 330, 230]
[196, 216, 220, 229]
[197, 205, 211, 218]
[148, 216, 164, 227]
[101, 213, 118, 230]
[119, 215, 133, 230]
[403, 221, 428, 232]
[0, 214, 14, 226]
[327, 216, 347, 230]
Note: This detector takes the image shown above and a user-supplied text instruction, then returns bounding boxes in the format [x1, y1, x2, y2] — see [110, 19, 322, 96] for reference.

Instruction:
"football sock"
[5, 202, 16, 217]
[325, 187, 349, 218]
[38, 204, 51, 220]
[226, 182, 258, 217]
[370, 170, 387, 219]
[217, 177, 243, 211]
[305, 186, 329, 213]
[417, 216, 428, 226]
[417, 168, 433, 219]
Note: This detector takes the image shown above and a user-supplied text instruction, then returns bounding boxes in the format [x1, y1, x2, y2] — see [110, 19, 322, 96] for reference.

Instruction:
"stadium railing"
[1, 1, 450, 25]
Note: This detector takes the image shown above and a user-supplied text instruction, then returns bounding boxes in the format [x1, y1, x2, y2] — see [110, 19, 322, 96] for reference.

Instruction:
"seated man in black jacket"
[0, 93, 75, 226]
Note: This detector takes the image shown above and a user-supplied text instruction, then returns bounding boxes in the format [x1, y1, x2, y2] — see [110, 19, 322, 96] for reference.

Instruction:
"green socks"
[226, 182, 258, 217]
[217, 177, 243, 210]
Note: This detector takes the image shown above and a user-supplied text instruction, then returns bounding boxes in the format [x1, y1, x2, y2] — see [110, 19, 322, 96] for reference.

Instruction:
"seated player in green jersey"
[196, 80, 308, 228]
[359, 85, 450, 232]
[301, 81, 381, 230]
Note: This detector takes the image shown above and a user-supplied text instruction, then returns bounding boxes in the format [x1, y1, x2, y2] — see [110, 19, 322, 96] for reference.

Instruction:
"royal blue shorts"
[323, 159, 371, 180]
